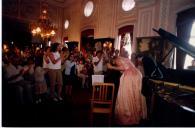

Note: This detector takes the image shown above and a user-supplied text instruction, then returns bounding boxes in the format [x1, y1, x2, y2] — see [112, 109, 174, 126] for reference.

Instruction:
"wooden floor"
[4, 85, 195, 127]
[2, 86, 150, 127]
[3, 88, 89, 127]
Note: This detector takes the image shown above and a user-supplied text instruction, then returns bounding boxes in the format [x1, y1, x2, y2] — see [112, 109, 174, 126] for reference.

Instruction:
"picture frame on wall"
[136, 36, 165, 62]
[137, 36, 175, 68]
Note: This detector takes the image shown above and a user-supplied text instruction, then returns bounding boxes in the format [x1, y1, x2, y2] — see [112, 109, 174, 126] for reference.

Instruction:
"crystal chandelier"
[30, 0, 57, 38]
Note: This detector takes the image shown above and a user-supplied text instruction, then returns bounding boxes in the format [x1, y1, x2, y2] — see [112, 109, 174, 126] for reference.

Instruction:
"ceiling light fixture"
[30, 0, 57, 38]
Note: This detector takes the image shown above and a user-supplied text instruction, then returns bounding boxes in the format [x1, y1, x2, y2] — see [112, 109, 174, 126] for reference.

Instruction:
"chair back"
[91, 83, 115, 111]
[90, 82, 115, 126]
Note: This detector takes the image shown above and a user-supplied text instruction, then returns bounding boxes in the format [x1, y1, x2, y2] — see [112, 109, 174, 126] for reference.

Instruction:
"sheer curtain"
[116, 25, 134, 58]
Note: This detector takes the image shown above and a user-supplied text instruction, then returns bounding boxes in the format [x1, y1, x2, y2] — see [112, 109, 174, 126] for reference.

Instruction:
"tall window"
[184, 21, 195, 69]
[84, 1, 94, 17]
[122, 0, 135, 12]
[116, 25, 134, 59]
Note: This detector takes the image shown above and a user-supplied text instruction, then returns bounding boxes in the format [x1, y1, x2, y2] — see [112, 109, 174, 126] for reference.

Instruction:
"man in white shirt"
[92, 51, 103, 75]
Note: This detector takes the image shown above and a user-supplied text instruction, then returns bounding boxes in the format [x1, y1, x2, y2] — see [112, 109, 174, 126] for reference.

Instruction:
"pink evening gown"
[114, 56, 147, 125]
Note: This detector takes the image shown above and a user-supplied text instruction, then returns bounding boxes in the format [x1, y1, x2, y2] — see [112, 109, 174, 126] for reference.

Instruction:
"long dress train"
[114, 57, 147, 125]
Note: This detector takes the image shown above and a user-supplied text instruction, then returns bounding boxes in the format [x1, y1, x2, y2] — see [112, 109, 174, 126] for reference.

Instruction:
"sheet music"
[92, 75, 104, 85]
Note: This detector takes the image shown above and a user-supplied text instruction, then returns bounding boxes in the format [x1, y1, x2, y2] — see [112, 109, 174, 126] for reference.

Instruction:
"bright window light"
[84, 1, 94, 17]
[122, 0, 135, 11]
[64, 20, 69, 29]
[48, 41, 51, 46]
[184, 21, 195, 69]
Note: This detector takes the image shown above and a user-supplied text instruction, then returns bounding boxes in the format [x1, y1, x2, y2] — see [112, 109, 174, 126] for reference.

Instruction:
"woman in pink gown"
[107, 56, 147, 125]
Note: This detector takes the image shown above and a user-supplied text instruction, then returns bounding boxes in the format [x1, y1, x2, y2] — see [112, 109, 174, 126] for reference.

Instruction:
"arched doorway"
[80, 29, 94, 54]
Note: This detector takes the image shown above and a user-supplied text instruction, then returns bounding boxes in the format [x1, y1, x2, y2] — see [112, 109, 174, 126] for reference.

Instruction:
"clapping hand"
[107, 63, 112, 69]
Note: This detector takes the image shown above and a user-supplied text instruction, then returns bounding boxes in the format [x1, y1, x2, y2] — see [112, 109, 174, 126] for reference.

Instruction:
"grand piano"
[142, 28, 195, 126]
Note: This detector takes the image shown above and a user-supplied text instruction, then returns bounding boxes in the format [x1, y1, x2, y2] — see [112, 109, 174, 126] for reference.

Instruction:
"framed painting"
[136, 36, 165, 62]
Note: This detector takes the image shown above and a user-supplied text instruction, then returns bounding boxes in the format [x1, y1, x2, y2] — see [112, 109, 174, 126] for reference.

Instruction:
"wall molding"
[159, 0, 170, 29]
[137, 6, 155, 37]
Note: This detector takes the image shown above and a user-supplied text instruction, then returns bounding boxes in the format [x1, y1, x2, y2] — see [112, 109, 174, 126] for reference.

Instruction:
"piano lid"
[153, 28, 195, 58]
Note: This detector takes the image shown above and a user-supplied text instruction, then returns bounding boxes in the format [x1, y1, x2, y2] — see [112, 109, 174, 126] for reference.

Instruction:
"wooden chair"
[90, 82, 115, 126]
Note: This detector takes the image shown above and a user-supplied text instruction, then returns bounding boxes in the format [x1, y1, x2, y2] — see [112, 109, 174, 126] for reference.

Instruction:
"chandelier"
[30, 1, 57, 38]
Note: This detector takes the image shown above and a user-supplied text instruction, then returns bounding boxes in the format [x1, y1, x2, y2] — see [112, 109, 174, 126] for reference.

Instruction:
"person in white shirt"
[23, 58, 35, 83]
[48, 43, 63, 101]
[34, 62, 47, 104]
[4, 55, 33, 104]
[92, 50, 103, 75]
[42, 46, 50, 88]
[43, 46, 50, 71]
[76, 60, 88, 88]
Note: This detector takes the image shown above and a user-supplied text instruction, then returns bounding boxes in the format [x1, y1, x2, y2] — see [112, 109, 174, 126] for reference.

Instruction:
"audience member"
[34, 61, 48, 104]
[92, 50, 103, 75]
[63, 54, 76, 96]
[43, 46, 50, 87]
[48, 43, 63, 101]
[4, 54, 33, 104]
[76, 60, 89, 88]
